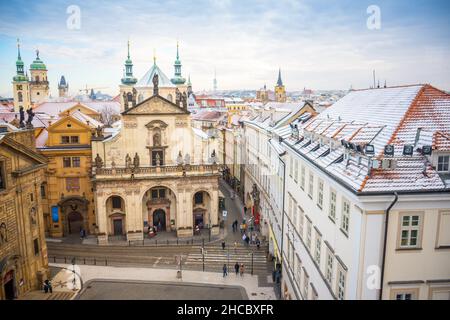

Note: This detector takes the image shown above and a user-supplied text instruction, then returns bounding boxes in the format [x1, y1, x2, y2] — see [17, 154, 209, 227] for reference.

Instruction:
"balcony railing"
[93, 163, 221, 179]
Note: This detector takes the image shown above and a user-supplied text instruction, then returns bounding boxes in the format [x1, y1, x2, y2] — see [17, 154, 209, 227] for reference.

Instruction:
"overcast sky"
[0, 0, 449, 97]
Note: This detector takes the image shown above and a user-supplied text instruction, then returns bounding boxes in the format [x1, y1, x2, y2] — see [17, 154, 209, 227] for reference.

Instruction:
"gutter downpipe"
[379, 192, 398, 300]
[278, 153, 286, 300]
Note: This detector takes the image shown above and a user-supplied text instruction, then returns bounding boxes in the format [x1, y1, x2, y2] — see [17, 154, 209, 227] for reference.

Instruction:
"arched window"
[127, 92, 133, 102]
[138, 94, 143, 103]
[18, 92, 23, 102]
[167, 94, 173, 102]
[35, 75, 40, 82]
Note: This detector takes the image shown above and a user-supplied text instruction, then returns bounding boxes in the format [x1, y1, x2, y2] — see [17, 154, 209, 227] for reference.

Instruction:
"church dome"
[135, 62, 175, 88]
[30, 51, 47, 70]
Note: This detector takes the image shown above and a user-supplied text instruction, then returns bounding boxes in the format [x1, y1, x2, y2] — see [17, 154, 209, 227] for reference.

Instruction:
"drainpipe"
[278, 155, 286, 299]
[379, 192, 398, 300]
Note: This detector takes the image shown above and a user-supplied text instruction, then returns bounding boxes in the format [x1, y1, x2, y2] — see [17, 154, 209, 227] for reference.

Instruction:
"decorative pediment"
[145, 120, 168, 130]
[122, 95, 189, 116]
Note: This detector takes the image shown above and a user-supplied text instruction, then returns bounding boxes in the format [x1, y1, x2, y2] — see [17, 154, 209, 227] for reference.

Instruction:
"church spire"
[171, 41, 186, 85]
[121, 40, 137, 85]
[14, 38, 26, 80]
[277, 68, 283, 87]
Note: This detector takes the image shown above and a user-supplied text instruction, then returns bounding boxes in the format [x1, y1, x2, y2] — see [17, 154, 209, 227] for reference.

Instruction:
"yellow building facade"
[38, 113, 99, 238]
[0, 128, 49, 300]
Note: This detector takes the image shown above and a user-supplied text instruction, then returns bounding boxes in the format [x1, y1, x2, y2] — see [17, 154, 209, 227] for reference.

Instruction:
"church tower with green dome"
[12, 39, 31, 112]
[119, 40, 139, 112]
[121, 40, 137, 86]
[29, 49, 50, 103]
[170, 42, 186, 86]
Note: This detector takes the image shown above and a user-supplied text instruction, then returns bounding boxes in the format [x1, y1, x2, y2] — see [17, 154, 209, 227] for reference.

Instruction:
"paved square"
[77, 280, 248, 300]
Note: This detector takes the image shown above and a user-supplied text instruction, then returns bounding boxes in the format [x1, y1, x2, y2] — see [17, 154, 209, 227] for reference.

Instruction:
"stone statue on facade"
[152, 74, 159, 95]
[133, 152, 140, 168]
[122, 92, 128, 110]
[184, 153, 190, 165]
[175, 88, 181, 107]
[125, 153, 132, 168]
[96, 125, 103, 138]
[26, 108, 35, 127]
[182, 92, 187, 109]
[132, 87, 137, 107]
[94, 154, 103, 168]
[155, 153, 161, 166]
[176, 151, 183, 165]
[19, 107, 25, 128]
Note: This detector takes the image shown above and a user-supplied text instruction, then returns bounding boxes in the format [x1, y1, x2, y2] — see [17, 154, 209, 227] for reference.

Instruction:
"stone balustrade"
[93, 163, 221, 180]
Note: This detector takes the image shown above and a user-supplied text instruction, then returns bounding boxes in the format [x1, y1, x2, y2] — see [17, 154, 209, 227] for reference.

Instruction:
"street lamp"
[71, 257, 77, 291]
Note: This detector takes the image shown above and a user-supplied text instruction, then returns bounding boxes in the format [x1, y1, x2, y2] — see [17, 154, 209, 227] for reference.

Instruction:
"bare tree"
[99, 105, 119, 127]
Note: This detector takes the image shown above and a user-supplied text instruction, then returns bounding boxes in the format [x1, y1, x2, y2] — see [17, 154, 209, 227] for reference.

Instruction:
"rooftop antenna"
[373, 70, 376, 88]
[213, 68, 217, 92]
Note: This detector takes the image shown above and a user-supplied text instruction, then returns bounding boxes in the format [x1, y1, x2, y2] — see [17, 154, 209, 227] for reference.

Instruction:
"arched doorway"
[105, 196, 126, 236]
[193, 191, 212, 229]
[142, 186, 177, 233]
[58, 196, 89, 237]
[3, 270, 15, 300]
[68, 211, 83, 234]
[153, 209, 166, 231]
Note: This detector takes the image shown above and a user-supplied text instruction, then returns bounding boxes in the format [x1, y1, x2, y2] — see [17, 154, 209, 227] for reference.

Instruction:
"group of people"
[222, 262, 245, 277]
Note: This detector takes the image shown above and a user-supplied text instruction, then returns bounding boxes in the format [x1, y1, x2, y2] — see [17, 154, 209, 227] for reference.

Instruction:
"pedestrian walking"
[234, 262, 240, 275]
[44, 279, 52, 293]
[79, 228, 84, 240]
[240, 263, 245, 277]
[251, 233, 256, 245]
[245, 234, 250, 246]
[256, 237, 261, 249]
[234, 241, 238, 253]
[223, 264, 228, 277]
[222, 241, 226, 250]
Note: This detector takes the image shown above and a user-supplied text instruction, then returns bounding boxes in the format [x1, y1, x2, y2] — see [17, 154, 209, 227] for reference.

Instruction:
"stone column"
[96, 194, 108, 245]
[210, 188, 220, 236]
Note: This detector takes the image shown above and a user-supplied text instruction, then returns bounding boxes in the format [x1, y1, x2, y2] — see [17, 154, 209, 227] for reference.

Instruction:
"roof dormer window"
[437, 155, 449, 172]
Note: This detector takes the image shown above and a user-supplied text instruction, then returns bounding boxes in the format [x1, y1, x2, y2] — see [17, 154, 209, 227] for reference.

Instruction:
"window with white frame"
[288, 195, 293, 219]
[303, 270, 309, 299]
[289, 241, 295, 268]
[314, 232, 322, 265]
[337, 265, 346, 300]
[295, 256, 301, 289]
[437, 155, 449, 172]
[398, 213, 423, 249]
[325, 249, 334, 285]
[308, 172, 314, 199]
[294, 159, 299, 182]
[293, 202, 298, 227]
[341, 198, 350, 235]
[317, 179, 324, 209]
[306, 219, 312, 250]
[298, 206, 304, 237]
[329, 189, 337, 222]
[300, 165, 305, 190]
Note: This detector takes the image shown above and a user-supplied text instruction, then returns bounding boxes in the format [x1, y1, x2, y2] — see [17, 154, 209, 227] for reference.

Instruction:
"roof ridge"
[351, 84, 425, 92]
[386, 84, 428, 148]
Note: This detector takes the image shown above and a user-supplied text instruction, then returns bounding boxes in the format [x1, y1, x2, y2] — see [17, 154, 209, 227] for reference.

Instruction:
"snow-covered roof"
[277, 84, 450, 193]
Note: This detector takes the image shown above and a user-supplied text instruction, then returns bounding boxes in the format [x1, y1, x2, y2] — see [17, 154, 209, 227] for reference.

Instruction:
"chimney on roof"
[414, 128, 422, 147]
[377, 80, 380, 89]
[384, 80, 387, 88]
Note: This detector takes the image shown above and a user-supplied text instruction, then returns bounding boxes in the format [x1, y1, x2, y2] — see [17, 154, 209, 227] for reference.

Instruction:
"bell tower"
[119, 40, 138, 112]
[274, 68, 286, 102]
[12, 39, 31, 112]
[29, 49, 49, 103]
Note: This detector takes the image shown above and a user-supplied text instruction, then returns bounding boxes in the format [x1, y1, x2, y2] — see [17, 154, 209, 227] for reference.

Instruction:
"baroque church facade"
[91, 43, 220, 244]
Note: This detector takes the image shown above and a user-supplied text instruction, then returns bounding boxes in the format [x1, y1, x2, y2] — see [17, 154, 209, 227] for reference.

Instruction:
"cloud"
[0, 0, 449, 97]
